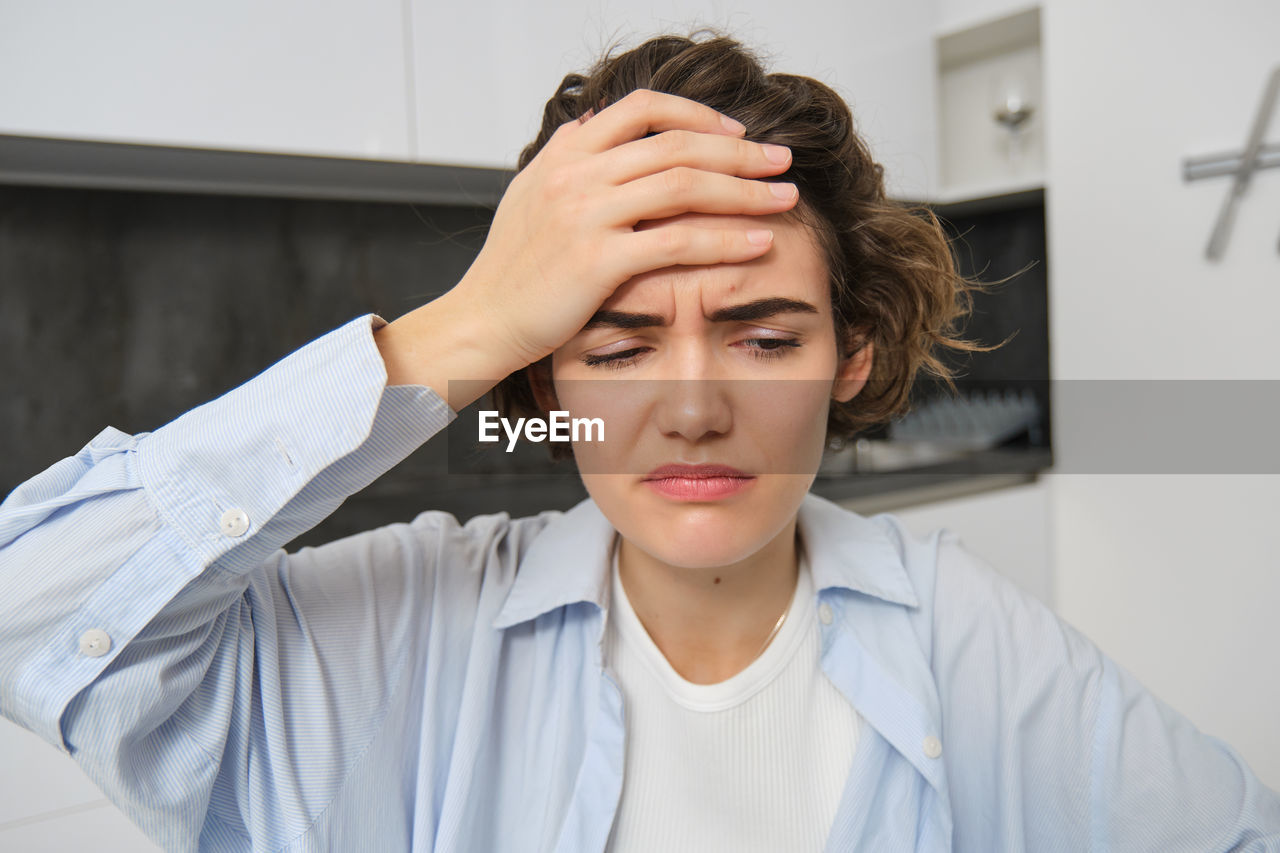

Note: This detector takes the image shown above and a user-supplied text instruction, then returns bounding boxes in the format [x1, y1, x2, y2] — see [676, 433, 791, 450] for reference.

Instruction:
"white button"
[219, 508, 250, 537]
[818, 603, 833, 625]
[923, 735, 943, 759]
[78, 629, 111, 658]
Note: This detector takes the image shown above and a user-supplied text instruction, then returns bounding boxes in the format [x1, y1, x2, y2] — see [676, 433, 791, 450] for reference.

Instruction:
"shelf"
[0, 133, 513, 207]
[287, 447, 1052, 544]
[895, 180, 1045, 218]
[937, 6, 1042, 69]
[930, 174, 1043, 204]
[933, 5, 1044, 201]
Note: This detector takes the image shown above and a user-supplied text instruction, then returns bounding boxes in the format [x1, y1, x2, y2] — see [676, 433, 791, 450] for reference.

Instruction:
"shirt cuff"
[135, 314, 456, 574]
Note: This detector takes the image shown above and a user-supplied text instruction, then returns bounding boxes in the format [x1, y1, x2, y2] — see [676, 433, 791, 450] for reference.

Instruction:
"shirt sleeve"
[928, 531, 1280, 852]
[0, 314, 459, 851]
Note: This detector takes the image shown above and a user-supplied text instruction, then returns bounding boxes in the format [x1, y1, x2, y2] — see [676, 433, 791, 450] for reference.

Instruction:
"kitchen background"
[1, 0, 1277, 848]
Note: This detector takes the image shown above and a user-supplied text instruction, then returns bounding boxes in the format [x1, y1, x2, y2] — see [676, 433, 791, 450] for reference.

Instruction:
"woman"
[2, 31, 1277, 853]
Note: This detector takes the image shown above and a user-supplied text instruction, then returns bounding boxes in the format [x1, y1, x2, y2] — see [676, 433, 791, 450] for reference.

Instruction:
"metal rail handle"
[1189, 65, 1280, 261]
[1183, 143, 1280, 182]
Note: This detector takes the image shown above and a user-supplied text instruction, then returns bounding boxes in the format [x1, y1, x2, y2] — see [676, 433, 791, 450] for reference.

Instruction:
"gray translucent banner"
[442, 379, 1278, 475]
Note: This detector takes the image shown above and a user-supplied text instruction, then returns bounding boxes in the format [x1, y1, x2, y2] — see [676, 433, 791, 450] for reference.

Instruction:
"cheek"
[551, 378, 660, 480]
[749, 380, 831, 471]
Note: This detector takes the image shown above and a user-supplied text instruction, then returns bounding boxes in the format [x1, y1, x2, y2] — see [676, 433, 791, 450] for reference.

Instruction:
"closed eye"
[738, 338, 802, 358]
[580, 337, 802, 370]
[581, 347, 650, 370]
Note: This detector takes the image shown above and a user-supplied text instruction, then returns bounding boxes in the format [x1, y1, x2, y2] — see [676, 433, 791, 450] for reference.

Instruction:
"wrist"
[375, 291, 528, 411]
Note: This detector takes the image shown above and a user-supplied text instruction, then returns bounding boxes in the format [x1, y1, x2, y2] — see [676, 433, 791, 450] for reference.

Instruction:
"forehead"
[601, 212, 829, 316]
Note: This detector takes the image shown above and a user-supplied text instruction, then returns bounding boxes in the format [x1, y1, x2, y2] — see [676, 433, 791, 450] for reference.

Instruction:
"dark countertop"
[291, 446, 1052, 550]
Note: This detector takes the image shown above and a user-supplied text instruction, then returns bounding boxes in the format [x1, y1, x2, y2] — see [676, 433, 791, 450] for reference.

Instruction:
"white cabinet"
[869, 480, 1053, 606]
[409, 1, 939, 197]
[0, 2, 939, 186]
[409, 0, 597, 171]
[936, 0, 1040, 37]
[0, 0, 413, 160]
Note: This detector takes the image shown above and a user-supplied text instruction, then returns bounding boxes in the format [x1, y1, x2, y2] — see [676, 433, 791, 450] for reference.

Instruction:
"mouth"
[641, 464, 756, 501]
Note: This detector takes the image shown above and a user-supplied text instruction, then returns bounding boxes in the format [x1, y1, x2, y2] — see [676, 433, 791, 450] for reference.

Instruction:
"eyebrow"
[582, 296, 820, 330]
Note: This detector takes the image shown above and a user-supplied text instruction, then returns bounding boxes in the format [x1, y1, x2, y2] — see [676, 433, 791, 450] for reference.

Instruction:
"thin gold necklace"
[753, 551, 801, 660]
[753, 606, 789, 660]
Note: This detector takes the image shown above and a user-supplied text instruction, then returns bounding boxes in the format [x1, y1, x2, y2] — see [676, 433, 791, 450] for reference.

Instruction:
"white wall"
[1041, 0, 1280, 789]
[880, 481, 1054, 607]
[0, 721, 161, 850]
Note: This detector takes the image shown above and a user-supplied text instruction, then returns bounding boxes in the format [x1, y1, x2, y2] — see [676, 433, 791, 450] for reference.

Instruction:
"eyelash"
[580, 338, 802, 370]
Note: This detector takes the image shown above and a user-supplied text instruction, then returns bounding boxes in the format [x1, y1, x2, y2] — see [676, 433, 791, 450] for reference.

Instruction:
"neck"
[617, 517, 801, 684]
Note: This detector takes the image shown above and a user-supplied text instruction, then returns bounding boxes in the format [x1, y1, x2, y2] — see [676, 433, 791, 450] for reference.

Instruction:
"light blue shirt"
[2, 315, 1278, 852]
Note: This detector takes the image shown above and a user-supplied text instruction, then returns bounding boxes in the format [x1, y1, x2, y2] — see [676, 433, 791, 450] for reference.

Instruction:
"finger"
[598, 168, 798, 226]
[570, 88, 746, 153]
[606, 223, 776, 281]
[588, 129, 791, 185]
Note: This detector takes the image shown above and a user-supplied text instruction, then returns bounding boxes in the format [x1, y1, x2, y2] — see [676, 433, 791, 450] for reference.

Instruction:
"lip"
[644, 463, 752, 479]
[642, 463, 756, 501]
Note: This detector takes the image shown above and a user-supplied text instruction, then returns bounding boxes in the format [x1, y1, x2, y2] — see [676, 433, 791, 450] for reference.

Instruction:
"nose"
[651, 374, 733, 442]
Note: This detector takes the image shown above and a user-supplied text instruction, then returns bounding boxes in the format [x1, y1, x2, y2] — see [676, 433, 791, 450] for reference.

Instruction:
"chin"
[631, 515, 768, 569]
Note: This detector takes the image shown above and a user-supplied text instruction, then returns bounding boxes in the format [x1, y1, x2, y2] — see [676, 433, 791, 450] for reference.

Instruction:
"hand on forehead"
[609, 210, 825, 318]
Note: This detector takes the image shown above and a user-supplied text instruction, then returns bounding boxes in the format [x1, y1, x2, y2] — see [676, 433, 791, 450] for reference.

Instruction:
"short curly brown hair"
[490, 29, 991, 458]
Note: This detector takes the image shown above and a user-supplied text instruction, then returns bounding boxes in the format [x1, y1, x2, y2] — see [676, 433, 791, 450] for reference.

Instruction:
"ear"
[527, 358, 560, 414]
[832, 336, 874, 403]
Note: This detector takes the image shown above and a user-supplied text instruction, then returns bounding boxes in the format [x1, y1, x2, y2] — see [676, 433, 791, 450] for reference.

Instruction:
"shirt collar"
[491, 491, 918, 631]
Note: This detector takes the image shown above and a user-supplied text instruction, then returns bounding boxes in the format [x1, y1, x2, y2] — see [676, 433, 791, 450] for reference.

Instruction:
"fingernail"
[721, 115, 747, 134]
[747, 229, 774, 246]
[770, 182, 798, 200]
[762, 144, 791, 164]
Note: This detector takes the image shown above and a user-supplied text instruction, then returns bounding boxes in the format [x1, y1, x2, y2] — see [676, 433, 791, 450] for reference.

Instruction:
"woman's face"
[538, 211, 872, 570]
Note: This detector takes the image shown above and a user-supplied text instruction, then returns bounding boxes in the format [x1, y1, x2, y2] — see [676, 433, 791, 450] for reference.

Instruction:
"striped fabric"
[1, 315, 1278, 852]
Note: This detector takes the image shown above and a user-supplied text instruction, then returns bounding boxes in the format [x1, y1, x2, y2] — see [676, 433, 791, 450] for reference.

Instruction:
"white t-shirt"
[603, 535, 861, 853]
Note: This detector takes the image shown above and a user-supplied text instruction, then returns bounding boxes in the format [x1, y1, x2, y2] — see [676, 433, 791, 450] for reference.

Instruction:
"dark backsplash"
[0, 183, 577, 547]
[1, 183, 1048, 548]
[935, 201, 1050, 386]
